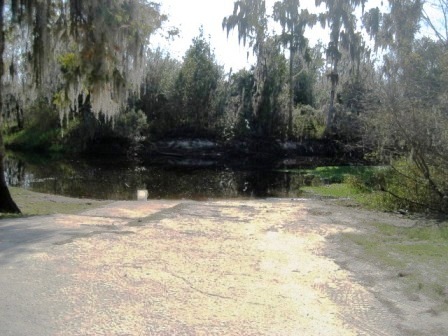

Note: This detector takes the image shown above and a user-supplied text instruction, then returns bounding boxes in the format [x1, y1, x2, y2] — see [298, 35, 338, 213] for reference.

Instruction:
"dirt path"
[0, 199, 444, 335]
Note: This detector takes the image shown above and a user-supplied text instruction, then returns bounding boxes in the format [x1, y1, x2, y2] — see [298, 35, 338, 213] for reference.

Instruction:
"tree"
[223, 0, 267, 54]
[422, 0, 448, 45]
[370, 39, 448, 211]
[223, 0, 269, 135]
[225, 68, 255, 138]
[0, 0, 18, 212]
[273, 0, 316, 138]
[256, 36, 288, 137]
[364, 0, 423, 56]
[362, 1, 448, 212]
[0, 0, 165, 213]
[174, 29, 222, 134]
[139, 48, 181, 137]
[315, 0, 367, 133]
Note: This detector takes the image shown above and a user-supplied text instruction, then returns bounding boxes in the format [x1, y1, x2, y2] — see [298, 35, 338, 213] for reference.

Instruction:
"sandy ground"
[0, 198, 446, 335]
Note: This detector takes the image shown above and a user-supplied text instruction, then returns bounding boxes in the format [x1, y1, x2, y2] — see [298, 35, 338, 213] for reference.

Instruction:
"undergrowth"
[296, 166, 397, 212]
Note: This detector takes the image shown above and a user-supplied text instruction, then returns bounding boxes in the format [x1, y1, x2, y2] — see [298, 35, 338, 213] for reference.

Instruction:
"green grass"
[374, 222, 448, 241]
[301, 182, 393, 211]
[301, 183, 359, 198]
[343, 232, 407, 268]
[279, 165, 384, 184]
[342, 221, 448, 304]
[303, 170, 448, 304]
[0, 187, 110, 218]
[293, 163, 408, 212]
[280, 165, 396, 211]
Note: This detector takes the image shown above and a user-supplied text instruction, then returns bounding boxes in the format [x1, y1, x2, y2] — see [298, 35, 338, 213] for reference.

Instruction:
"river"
[5, 152, 312, 200]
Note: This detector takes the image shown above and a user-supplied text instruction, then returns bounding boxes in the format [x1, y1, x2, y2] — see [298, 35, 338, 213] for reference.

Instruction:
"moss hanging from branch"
[4, 0, 166, 122]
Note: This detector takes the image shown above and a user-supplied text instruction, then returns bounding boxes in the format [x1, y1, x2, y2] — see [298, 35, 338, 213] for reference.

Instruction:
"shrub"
[114, 109, 148, 140]
[5, 98, 62, 151]
[293, 105, 325, 139]
[379, 159, 448, 213]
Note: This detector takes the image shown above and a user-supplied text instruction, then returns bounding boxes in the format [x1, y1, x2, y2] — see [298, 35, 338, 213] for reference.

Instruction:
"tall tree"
[364, 0, 423, 55]
[273, 0, 316, 138]
[363, 1, 448, 211]
[226, 69, 255, 138]
[315, 0, 367, 133]
[140, 49, 180, 135]
[174, 29, 222, 133]
[0, 0, 165, 213]
[223, 0, 269, 135]
[258, 36, 288, 137]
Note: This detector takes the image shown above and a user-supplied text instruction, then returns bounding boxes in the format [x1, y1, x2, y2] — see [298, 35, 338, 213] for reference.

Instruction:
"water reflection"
[5, 154, 302, 200]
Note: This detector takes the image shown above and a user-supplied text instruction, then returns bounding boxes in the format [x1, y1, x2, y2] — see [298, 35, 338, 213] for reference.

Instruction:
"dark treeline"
[1, 0, 448, 213]
[4, 31, 327, 152]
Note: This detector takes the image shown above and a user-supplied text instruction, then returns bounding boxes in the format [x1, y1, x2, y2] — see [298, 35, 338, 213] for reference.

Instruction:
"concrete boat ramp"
[0, 199, 410, 335]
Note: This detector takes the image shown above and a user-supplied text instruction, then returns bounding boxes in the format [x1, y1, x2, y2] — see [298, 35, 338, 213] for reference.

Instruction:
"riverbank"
[0, 190, 447, 335]
[6, 134, 365, 168]
[3, 187, 111, 218]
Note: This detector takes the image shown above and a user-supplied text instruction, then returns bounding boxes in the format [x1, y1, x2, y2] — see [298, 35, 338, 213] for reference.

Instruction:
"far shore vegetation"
[1, 0, 447, 215]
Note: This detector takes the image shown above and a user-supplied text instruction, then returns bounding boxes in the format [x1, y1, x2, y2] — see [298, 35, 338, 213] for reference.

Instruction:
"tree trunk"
[0, 0, 21, 214]
[288, 44, 294, 139]
[16, 104, 24, 130]
[0, 150, 20, 214]
[327, 84, 336, 129]
[253, 55, 265, 136]
[326, 58, 339, 134]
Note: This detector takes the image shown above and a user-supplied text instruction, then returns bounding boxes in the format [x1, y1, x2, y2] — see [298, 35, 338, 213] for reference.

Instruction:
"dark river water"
[5, 153, 311, 200]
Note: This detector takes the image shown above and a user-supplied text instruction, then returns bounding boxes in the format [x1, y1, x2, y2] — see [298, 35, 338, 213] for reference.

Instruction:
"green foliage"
[221, 69, 255, 139]
[273, 1, 317, 52]
[315, 0, 368, 132]
[58, 52, 81, 80]
[302, 181, 400, 212]
[255, 37, 288, 137]
[273, 1, 317, 137]
[2, 0, 445, 168]
[302, 183, 360, 198]
[5, 128, 60, 152]
[4, 98, 62, 151]
[378, 159, 448, 213]
[365, 37, 448, 214]
[303, 160, 448, 214]
[26, 99, 60, 131]
[292, 104, 324, 139]
[343, 174, 369, 192]
[172, 30, 222, 135]
[3, 0, 167, 120]
[294, 66, 317, 106]
[222, 0, 267, 53]
[294, 165, 411, 212]
[400, 38, 448, 104]
[139, 49, 181, 138]
[114, 109, 148, 140]
[286, 165, 383, 184]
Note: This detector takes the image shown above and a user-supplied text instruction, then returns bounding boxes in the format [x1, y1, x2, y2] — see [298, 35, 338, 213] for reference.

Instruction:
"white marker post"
[137, 189, 148, 201]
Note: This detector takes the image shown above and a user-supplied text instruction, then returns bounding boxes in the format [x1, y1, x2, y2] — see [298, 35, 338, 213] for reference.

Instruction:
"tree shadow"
[0, 215, 131, 266]
[0, 217, 70, 265]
